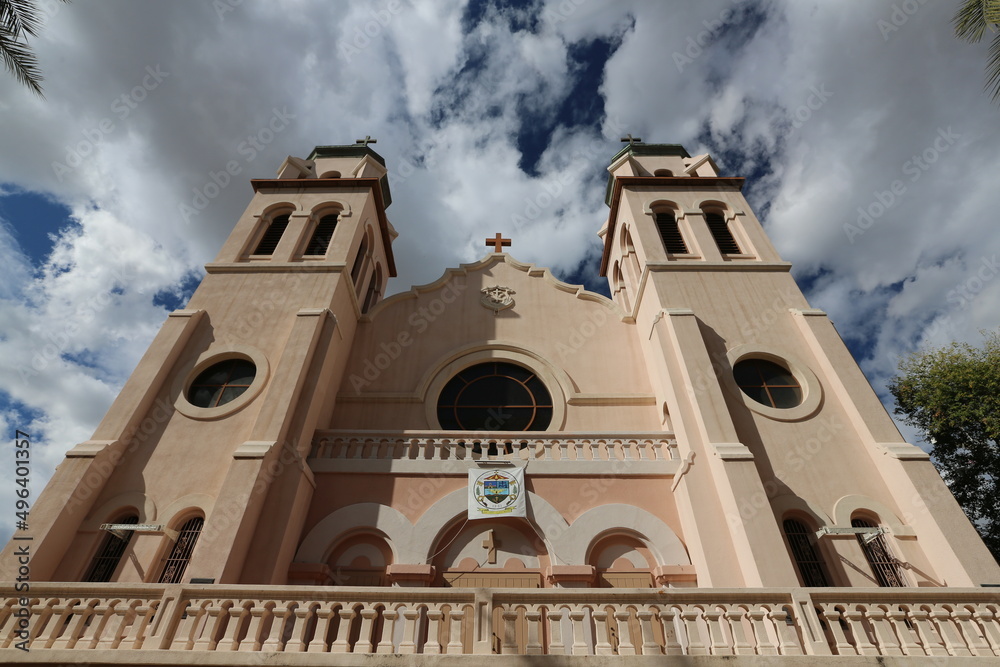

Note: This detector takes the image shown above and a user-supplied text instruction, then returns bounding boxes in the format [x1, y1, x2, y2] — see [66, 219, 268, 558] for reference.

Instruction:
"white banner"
[468, 467, 526, 520]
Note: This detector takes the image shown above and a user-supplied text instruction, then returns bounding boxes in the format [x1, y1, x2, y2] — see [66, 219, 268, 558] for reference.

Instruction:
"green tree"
[889, 331, 1000, 559]
[0, 0, 69, 96]
[953, 0, 1000, 104]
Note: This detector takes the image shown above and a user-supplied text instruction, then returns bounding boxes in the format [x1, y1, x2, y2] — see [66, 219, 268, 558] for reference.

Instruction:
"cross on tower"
[620, 134, 642, 146]
[355, 135, 377, 146]
[486, 233, 511, 253]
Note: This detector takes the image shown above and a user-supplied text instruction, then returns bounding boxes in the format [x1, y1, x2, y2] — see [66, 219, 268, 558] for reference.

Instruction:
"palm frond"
[0, 0, 43, 39]
[986, 31, 1000, 101]
[0, 17, 42, 95]
[0, 0, 70, 96]
[954, 0, 987, 43]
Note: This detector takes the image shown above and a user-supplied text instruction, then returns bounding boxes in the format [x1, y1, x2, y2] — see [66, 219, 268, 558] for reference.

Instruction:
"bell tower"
[2, 141, 398, 585]
[600, 140, 998, 588]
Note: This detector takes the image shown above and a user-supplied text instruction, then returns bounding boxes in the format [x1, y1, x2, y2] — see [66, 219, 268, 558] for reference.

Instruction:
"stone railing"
[3, 584, 1000, 659]
[309, 431, 679, 474]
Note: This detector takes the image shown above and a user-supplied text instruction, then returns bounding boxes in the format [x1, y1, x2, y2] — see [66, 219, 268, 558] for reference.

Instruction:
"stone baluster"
[97, 600, 136, 650]
[353, 606, 379, 654]
[0, 600, 20, 647]
[637, 440, 650, 460]
[866, 606, 903, 656]
[168, 602, 201, 651]
[398, 607, 421, 654]
[237, 601, 269, 651]
[592, 608, 614, 655]
[527, 440, 540, 459]
[330, 606, 357, 653]
[376, 608, 399, 653]
[953, 606, 990, 656]
[589, 440, 600, 461]
[261, 602, 294, 651]
[542, 441, 554, 460]
[306, 605, 335, 653]
[523, 609, 543, 655]
[658, 607, 684, 655]
[77, 599, 113, 649]
[424, 608, 443, 654]
[889, 608, 921, 655]
[0, 600, 12, 640]
[446, 608, 465, 654]
[32, 600, 61, 649]
[132, 600, 161, 650]
[573, 440, 586, 461]
[349, 439, 363, 459]
[41, 599, 75, 649]
[770, 607, 803, 655]
[623, 440, 635, 461]
[680, 608, 708, 655]
[747, 608, 778, 656]
[932, 606, 972, 656]
[615, 609, 636, 655]
[842, 608, 876, 655]
[217, 602, 248, 651]
[501, 608, 519, 654]
[704, 607, 732, 655]
[569, 609, 589, 655]
[637, 610, 661, 655]
[51, 600, 94, 649]
[284, 604, 315, 652]
[973, 608, 1000, 655]
[908, 607, 947, 656]
[10, 602, 32, 649]
[547, 609, 566, 655]
[723, 606, 752, 655]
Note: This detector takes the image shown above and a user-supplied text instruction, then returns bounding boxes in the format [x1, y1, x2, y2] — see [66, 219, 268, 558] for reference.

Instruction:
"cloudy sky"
[1, 0, 998, 542]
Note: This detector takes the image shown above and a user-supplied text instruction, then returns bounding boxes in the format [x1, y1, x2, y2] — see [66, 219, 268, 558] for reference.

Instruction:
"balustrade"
[2, 584, 999, 657]
[310, 430, 679, 466]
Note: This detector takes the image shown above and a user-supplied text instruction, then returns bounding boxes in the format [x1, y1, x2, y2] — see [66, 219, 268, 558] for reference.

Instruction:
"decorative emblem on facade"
[471, 469, 523, 516]
[480, 285, 515, 312]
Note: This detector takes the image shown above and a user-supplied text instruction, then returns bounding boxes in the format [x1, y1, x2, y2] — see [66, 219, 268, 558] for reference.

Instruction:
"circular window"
[733, 359, 802, 409]
[186, 358, 257, 408]
[437, 362, 552, 431]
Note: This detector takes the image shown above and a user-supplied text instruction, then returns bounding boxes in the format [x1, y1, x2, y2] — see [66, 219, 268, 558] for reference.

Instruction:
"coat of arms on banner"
[469, 468, 525, 518]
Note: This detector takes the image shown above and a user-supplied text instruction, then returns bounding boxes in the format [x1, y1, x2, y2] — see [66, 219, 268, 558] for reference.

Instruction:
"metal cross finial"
[355, 135, 377, 146]
[486, 232, 511, 253]
[620, 134, 642, 146]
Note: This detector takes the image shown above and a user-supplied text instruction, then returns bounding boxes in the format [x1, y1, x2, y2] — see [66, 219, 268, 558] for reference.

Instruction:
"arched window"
[783, 518, 829, 586]
[304, 213, 338, 256]
[320, 171, 341, 179]
[852, 517, 905, 587]
[655, 210, 688, 254]
[362, 264, 383, 313]
[253, 214, 290, 255]
[84, 514, 138, 582]
[437, 361, 553, 431]
[158, 516, 204, 584]
[704, 210, 740, 254]
[351, 232, 369, 287]
[654, 169, 673, 177]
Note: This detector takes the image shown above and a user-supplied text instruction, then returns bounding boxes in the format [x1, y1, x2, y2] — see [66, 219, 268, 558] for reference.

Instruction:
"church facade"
[2, 141, 999, 661]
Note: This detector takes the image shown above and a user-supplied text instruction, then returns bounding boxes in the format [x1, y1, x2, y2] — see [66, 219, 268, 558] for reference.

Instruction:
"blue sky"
[1, 0, 999, 543]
